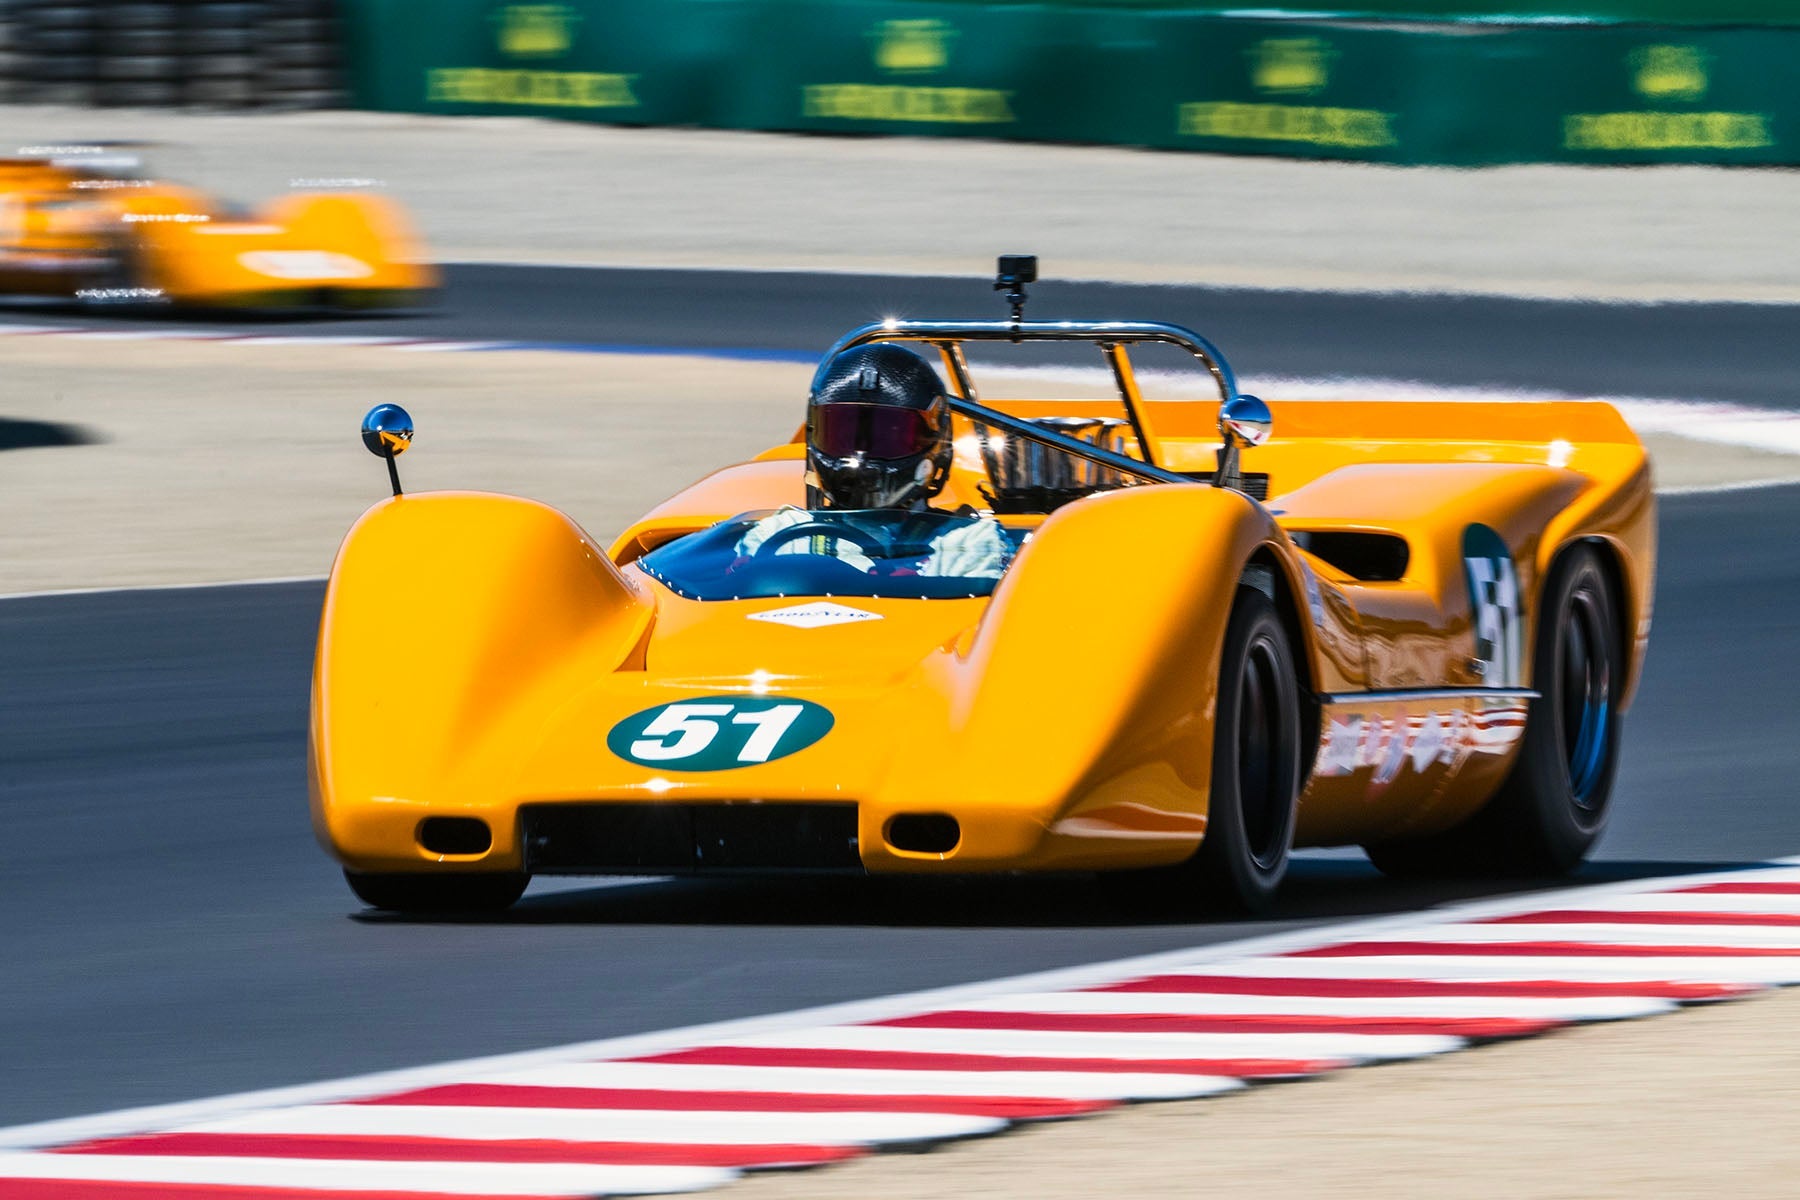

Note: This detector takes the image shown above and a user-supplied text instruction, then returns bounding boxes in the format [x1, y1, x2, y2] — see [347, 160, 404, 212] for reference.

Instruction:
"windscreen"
[636, 508, 1021, 601]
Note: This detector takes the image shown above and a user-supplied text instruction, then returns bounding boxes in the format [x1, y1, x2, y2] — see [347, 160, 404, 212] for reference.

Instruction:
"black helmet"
[806, 343, 952, 510]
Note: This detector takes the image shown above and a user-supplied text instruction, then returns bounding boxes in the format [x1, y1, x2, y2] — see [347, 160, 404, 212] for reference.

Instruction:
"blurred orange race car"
[0, 143, 435, 309]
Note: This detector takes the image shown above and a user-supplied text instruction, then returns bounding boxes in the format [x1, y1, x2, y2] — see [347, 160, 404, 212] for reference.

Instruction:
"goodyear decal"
[608, 696, 834, 770]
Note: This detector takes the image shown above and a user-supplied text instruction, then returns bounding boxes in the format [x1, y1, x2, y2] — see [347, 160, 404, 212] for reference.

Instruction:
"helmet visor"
[810, 401, 944, 462]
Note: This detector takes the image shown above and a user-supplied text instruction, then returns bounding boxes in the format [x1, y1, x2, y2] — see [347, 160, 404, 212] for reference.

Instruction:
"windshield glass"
[637, 508, 1021, 601]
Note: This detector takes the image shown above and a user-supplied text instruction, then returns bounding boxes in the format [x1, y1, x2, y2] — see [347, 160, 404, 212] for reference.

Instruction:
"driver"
[737, 343, 1008, 578]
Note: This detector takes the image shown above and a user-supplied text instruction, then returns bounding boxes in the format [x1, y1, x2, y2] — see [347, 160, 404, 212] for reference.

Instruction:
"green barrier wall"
[339, 0, 1800, 165]
[847, 0, 1800, 22]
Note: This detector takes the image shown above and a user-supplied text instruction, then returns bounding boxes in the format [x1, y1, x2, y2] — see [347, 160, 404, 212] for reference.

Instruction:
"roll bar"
[812, 319, 1240, 485]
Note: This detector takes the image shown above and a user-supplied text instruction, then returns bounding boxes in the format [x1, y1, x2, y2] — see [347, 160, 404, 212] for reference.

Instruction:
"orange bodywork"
[0, 156, 434, 306]
[311, 393, 1654, 877]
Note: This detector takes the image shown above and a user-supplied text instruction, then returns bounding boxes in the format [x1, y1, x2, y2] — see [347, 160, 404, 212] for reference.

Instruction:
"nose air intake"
[885, 812, 961, 855]
[418, 817, 493, 856]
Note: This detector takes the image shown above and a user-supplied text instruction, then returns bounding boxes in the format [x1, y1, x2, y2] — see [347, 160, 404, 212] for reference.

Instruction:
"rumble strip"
[5, 861, 1800, 1197]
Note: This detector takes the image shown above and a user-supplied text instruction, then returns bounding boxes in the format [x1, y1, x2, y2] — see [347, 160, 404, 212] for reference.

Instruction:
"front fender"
[868, 484, 1281, 870]
[310, 492, 653, 869]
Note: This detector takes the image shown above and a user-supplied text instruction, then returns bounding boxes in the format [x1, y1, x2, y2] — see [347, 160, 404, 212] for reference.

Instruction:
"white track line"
[478, 1061, 1241, 1102]
[1333, 922, 1800, 947]
[931, 990, 1669, 1022]
[180, 1104, 1003, 1147]
[0, 1152, 730, 1196]
[1213, 955, 1800, 986]
[1524, 891, 1800, 914]
[718, 1025, 1461, 1063]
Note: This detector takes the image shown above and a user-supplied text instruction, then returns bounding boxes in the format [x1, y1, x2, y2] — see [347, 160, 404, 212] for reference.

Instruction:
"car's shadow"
[352, 857, 1749, 930]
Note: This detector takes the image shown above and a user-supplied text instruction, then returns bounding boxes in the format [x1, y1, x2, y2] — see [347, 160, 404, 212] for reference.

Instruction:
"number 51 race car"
[310, 257, 1653, 914]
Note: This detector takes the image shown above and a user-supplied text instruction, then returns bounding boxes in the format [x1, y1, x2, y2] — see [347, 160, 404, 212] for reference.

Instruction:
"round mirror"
[1220, 394, 1272, 447]
[360, 404, 414, 458]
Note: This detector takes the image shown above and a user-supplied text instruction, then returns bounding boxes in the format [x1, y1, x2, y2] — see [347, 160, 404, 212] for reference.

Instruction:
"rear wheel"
[1365, 544, 1622, 878]
[76, 237, 153, 309]
[344, 870, 528, 914]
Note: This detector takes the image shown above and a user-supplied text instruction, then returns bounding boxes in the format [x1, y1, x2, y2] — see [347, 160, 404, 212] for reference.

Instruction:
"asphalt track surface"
[9, 263, 1800, 406]
[4, 475, 1799, 1129]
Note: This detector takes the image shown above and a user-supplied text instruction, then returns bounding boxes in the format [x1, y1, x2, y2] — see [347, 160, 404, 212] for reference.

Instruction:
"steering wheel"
[752, 521, 873, 559]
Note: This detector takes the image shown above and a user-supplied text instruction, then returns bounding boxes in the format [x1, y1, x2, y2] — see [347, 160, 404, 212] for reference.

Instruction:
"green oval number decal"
[608, 696, 835, 771]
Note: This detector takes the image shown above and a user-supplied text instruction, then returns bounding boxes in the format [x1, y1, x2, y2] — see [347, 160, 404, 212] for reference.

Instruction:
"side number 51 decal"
[1463, 523, 1524, 688]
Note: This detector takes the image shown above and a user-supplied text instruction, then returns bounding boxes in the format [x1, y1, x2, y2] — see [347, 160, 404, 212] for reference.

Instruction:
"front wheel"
[344, 869, 529, 914]
[1193, 585, 1304, 911]
[1102, 584, 1305, 915]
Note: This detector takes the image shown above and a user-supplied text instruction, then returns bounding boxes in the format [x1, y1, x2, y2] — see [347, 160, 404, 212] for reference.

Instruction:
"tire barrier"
[0, 0, 343, 109]
[338, 0, 1800, 166]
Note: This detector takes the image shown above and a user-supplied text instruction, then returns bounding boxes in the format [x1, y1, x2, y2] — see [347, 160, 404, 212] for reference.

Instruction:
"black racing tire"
[76, 238, 154, 309]
[344, 869, 529, 914]
[1098, 584, 1303, 915]
[1364, 543, 1623, 879]
[1193, 585, 1303, 911]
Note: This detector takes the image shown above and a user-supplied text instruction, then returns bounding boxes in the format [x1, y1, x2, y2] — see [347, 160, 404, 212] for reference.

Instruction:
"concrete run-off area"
[4, 104, 1800, 302]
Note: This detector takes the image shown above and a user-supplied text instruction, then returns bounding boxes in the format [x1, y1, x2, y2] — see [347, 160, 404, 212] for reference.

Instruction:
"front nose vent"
[885, 813, 961, 855]
[419, 817, 492, 856]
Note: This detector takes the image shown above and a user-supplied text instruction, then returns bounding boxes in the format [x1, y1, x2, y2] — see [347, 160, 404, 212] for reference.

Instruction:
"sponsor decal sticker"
[1633, 44, 1708, 102]
[872, 19, 954, 75]
[802, 17, 1013, 126]
[495, 3, 578, 58]
[1314, 708, 1476, 786]
[1177, 36, 1396, 150]
[1563, 44, 1771, 152]
[425, 2, 638, 110]
[608, 696, 834, 770]
[748, 601, 882, 629]
[1249, 37, 1334, 97]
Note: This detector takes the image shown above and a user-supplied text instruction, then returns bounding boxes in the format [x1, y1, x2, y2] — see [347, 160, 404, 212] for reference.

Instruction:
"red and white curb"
[5, 861, 1800, 1197]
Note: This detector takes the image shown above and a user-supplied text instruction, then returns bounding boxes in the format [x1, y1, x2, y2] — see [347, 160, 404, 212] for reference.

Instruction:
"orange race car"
[0, 143, 435, 309]
[310, 257, 1654, 915]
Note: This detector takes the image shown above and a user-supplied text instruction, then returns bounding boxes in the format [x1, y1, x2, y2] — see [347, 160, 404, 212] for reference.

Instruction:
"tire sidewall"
[1197, 588, 1302, 911]
[1514, 545, 1622, 865]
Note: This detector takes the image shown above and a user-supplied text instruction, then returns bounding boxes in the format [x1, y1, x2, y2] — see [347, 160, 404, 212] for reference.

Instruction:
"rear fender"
[1538, 454, 1656, 708]
[310, 492, 653, 867]
[258, 191, 436, 284]
[138, 191, 435, 299]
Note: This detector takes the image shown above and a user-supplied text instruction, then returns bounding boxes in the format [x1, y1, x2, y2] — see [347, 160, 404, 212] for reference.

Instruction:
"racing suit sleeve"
[735, 506, 810, 557]
[917, 518, 1009, 578]
[735, 507, 877, 571]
